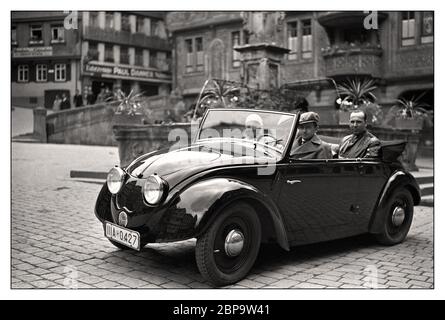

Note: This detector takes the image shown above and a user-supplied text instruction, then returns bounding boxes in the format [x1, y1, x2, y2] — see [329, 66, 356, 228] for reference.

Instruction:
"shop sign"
[84, 62, 171, 81]
[12, 46, 53, 58]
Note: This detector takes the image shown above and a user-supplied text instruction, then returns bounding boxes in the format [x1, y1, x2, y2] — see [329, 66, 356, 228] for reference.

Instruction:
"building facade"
[166, 11, 434, 125]
[11, 11, 82, 109]
[11, 11, 172, 109]
[81, 11, 172, 100]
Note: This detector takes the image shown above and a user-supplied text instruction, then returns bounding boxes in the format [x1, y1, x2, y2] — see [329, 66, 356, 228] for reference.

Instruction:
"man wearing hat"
[290, 112, 332, 159]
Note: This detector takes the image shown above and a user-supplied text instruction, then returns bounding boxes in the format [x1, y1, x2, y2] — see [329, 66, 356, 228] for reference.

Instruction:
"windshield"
[197, 109, 296, 154]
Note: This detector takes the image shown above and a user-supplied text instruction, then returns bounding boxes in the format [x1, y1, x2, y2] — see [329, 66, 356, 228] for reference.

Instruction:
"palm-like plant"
[337, 78, 377, 108]
[396, 93, 430, 119]
[193, 79, 240, 118]
[112, 89, 146, 116]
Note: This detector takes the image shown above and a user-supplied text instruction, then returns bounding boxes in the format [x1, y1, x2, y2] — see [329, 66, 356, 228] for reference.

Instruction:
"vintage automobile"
[94, 108, 420, 286]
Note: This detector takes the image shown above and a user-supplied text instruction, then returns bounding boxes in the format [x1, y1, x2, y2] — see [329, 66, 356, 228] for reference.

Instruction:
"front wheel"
[375, 189, 414, 245]
[195, 202, 261, 286]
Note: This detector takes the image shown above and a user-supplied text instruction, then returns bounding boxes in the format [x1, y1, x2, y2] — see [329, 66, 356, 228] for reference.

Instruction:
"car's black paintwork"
[95, 110, 421, 251]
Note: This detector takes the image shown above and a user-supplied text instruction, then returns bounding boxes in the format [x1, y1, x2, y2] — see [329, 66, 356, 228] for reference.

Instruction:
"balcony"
[322, 43, 383, 78]
[84, 26, 171, 52]
[318, 11, 388, 28]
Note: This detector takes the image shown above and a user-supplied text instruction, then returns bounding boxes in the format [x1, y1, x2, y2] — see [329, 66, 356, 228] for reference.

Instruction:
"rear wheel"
[195, 202, 261, 286]
[375, 189, 414, 245]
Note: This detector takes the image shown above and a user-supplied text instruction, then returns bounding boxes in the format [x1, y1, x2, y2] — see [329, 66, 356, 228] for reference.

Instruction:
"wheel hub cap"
[224, 229, 245, 257]
[392, 206, 405, 227]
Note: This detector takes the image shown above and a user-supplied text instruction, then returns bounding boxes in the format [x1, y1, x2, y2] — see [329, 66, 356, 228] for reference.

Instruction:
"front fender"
[161, 178, 290, 250]
[369, 170, 421, 233]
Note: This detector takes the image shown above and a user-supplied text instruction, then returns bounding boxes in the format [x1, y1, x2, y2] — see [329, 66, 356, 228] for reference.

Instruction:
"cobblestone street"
[11, 142, 434, 289]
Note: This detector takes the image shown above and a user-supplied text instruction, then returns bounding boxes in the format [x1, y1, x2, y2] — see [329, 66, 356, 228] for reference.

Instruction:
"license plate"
[104, 222, 140, 251]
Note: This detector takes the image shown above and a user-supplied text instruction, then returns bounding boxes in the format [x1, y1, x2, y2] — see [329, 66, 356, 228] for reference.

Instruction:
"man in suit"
[338, 110, 381, 158]
[290, 112, 332, 159]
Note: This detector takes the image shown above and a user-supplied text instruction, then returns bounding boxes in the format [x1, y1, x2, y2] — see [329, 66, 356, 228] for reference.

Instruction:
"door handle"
[287, 179, 302, 185]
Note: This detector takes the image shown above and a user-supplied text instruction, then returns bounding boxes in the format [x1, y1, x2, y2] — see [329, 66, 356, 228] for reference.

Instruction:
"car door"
[354, 159, 388, 230]
[276, 159, 362, 246]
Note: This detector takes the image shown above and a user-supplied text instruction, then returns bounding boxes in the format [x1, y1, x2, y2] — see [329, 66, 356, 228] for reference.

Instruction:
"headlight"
[143, 174, 166, 205]
[107, 167, 125, 194]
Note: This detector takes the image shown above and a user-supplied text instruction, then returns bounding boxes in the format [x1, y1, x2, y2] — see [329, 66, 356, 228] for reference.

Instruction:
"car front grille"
[116, 180, 144, 212]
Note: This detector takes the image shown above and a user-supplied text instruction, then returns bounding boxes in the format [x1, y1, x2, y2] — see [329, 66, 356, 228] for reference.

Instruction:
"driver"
[290, 112, 332, 159]
[243, 113, 264, 141]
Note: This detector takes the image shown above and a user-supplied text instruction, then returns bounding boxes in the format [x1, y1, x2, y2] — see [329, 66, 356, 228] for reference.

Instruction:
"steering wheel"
[257, 134, 280, 147]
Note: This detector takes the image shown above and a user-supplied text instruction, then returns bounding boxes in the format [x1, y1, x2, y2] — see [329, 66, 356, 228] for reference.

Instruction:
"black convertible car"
[95, 108, 420, 286]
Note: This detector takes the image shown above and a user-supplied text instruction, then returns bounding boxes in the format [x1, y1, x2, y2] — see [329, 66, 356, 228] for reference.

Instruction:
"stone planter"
[113, 123, 195, 167]
[394, 117, 424, 131]
[112, 113, 146, 126]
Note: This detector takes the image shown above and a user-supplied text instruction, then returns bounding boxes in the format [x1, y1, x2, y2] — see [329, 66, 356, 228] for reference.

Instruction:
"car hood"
[126, 140, 278, 188]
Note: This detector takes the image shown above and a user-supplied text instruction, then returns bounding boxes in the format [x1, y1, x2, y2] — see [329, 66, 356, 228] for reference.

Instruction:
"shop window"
[185, 39, 193, 73]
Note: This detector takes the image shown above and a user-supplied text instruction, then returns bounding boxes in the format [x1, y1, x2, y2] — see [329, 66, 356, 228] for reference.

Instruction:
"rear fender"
[369, 170, 421, 233]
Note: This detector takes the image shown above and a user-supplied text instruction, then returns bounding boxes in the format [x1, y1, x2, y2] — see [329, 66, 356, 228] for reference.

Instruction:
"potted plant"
[393, 95, 431, 131]
[336, 78, 381, 125]
[111, 90, 149, 125]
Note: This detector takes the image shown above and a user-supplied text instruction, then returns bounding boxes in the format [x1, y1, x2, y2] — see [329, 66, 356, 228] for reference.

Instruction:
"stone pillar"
[113, 45, 120, 64]
[114, 12, 122, 31]
[235, 12, 288, 91]
[142, 49, 150, 68]
[235, 44, 289, 90]
[129, 15, 136, 33]
[98, 43, 105, 62]
[33, 107, 47, 143]
[98, 11, 106, 29]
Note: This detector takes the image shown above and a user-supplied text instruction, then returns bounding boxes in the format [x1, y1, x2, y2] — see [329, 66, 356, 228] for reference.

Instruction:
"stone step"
[420, 183, 434, 197]
[420, 195, 433, 207]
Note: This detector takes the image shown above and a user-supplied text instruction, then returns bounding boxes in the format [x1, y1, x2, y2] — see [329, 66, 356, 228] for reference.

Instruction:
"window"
[105, 44, 114, 63]
[185, 38, 193, 72]
[36, 64, 47, 82]
[244, 30, 250, 45]
[421, 12, 433, 44]
[120, 46, 129, 64]
[232, 31, 241, 67]
[121, 14, 131, 32]
[136, 16, 145, 33]
[402, 11, 416, 46]
[90, 12, 99, 27]
[105, 12, 114, 30]
[12, 26, 17, 44]
[149, 51, 157, 68]
[54, 64, 66, 81]
[196, 37, 204, 71]
[30, 25, 43, 43]
[151, 20, 158, 36]
[18, 65, 29, 82]
[287, 21, 298, 60]
[51, 25, 65, 42]
[87, 42, 99, 60]
[302, 19, 312, 59]
[135, 48, 143, 66]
